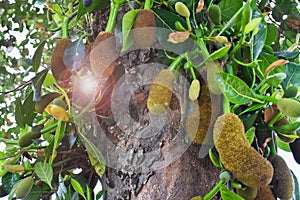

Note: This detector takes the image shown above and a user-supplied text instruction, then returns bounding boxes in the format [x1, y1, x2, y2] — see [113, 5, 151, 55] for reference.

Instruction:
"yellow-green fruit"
[18, 131, 41, 147]
[90, 31, 116, 78]
[255, 186, 275, 200]
[270, 155, 294, 199]
[147, 69, 174, 115]
[274, 117, 296, 143]
[277, 98, 300, 118]
[53, 98, 67, 109]
[213, 113, 274, 188]
[133, 9, 157, 49]
[237, 187, 257, 200]
[34, 92, 60, 113]
[51, 38, 72, 81]
[208, 5, 221, 25]
[2, 157, 18, 167]
[283, 86, 298, 98]
[175, 2, 190, 17]
[15, 176, 34, 199]
[3, 165, 25, 173]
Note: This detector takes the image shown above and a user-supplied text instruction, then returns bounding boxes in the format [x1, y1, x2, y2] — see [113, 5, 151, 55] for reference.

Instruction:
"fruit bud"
[175, 2, 190, 18]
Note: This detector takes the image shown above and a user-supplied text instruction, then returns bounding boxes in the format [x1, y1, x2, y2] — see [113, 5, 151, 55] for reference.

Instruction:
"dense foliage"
[0, 0, 299, 199]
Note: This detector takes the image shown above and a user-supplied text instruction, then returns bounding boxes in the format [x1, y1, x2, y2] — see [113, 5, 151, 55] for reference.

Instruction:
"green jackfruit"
[133, 9, 157, 49]
[213, 113, 274, 188]
[237, 187, 257, 200]
[18, 131, 41, 147]
[277, 98, 300, 118]
[175, 2, 190, 17]
[208, 5, 221, 25]
[274, 117, 296, 143]
[255, 185, 275, 200]
[34, 92, 60, 113]
[270, 155, 294, 199]
[290, 138, 300, 164]
[15, 176, 34, 199]
[147, 69, 174, 115]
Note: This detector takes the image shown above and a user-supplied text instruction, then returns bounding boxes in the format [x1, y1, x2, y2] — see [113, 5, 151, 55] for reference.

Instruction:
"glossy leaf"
[265, 23, 278, 45]
[244, 17, 262, 34]
[15, 97, 25, 129]
[23, 91, 36, 126]
[71, 178, 86, 200]
[51, 121, 65, 164]
[32, 40, 46, 72]
[252, 6, 267, 60]
[2, 172, 20, 194]
[121, 9, 140, 52]
[257, 53, 283, 79]
[215, 72, 263, 104]
[96, 190, 106, 200]
[283, 62, 300, 89]
[23, 185, 44, 200]
[274, 51, 300, 60]
[218, 0, 243, 21]
[34, 162, 53, 189]
[276, 136, 291, 152]
[63, 39, 85, 72]
[210, 45, 231, 60]
[77, 0, 109, 20]
[241, 0, 251, 31]
[219, 184, 244, 200]
[32, 69, 48, 102]
[153, 8, 186, 30]
[245, 127, 255, 144]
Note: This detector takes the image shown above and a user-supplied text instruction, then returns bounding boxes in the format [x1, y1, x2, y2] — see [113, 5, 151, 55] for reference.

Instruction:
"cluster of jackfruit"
[213, 113, 295, 200]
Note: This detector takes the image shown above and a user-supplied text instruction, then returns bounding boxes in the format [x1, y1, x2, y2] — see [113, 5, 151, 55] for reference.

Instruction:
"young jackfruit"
[51, 38, 72, 81]
[269, 155, 294, 200]
[133, 9, 157, 49]
[290, 138, 300, 164]
[34, 92, 60, 114]
[213, 113, 274, 188]
[208, 5, 221, 25]
[18, 131, 41, 147]
[255, 185, 275, 200]
[3, 165, 25, 173]
[236, 187, 257, 200]
[274, 117, 297, 143]
[15, 176, 34, 199]
[277, 98, 300, 118]
[147, 69, 174, 115]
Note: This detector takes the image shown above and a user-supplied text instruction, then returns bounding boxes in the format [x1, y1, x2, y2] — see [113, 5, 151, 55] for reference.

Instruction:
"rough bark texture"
[89, 5, 221, 200]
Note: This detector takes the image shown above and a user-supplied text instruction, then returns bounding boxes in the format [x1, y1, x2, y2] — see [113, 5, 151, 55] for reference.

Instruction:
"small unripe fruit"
[175, 2, 190, 18]
[15, 176, 34, 199]
[133, 9, 157, 49]
[3, 165, 25, 173]
[208, 5, 221, 25]
[270, 155, 294, 199]
[277, 98, 300, 118]
[189, 79, 200, 101]
[34, 92, 60, 113]
[147, 69, 174, 115]
[18, 131, 41, 147]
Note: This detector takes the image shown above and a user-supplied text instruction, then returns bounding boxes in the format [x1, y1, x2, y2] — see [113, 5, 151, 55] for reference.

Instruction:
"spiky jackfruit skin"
[90, 31, 116, 78]
[237, 187, 257, 200]
[269, 155, 294, 199]
[255, 186, 275, 200]
[51, 38, 72, 81]
[15, 176, 34, 199]
[147, 69, 174, 115]
[133, 9, 157, 49]
[213, 113, 274, 188]
[290, 138, 300, 164]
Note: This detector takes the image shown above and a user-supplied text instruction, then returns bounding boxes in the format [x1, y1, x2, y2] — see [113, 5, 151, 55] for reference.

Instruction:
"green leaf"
[2, 172, 20, 194]
[32, 69, 48, 102]
[71, 178, 86, 200]
[77, 0, 109, 21]
[43, 73, 56, 87]
[218, 0, 243, 21]
[265, 23, 278, 45]
[96, 190, 106, 200]
[23, 91, 36, 126]
[276, 136, 291, 152]
[241, 0, 251, 32]
[245, 127, 255, 144]
[153, 8, 186, 30]
[274, 51, 300, 60]
[15, 97, 25, 129]
[291, 170, 300, 200]
[23, 185, 44, 200]
[257, 53, 282, 79]
[210, 45, 231, 60]
[244, 17, 262, 34]
[283, 62, 300, 89]
[215, 72, 263, 104]
[218, 6, 243, 35]
[32, 40, 46, 72]
[121, 9, 140, 52]
[252, 7, 267, 60]
[50, 121, 65, 164]
[34, 162, 53, 189]
[219, 184, 244, 200]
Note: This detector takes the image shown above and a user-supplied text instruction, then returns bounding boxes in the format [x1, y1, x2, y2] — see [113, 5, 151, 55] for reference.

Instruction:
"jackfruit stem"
[144, 0, 152, 10]
[105, 2, 120, 33]
[203, 180, 226, 200]
[168, 54, 184, 71]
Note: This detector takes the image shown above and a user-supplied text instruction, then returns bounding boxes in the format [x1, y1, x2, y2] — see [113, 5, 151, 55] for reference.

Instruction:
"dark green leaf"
[23, 91, 36, 126]
[23, 185, 44, 200]
[283, 62, 300, 89]
[2, 172, 20, 194]
[15, 97, 25, 129]
[265, 23, 278, 45]
[291, 170, 300, 200]
[121, 9, 140, 52]
[219, 184, 244, 200]
[153, 8, 186, 30]
[77, 0, 109, 21]
[32, 69, 48, 102]
[96, 190, 106, 200]
[241, 0, 251, 32]
[34, 162, 53, 189]
[274, 51, 300, 60]
[252, 6, 267, 60]
[218, 0, 243, 21]
[215, 72, 263, 104]
[32, 40, 46, 72]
